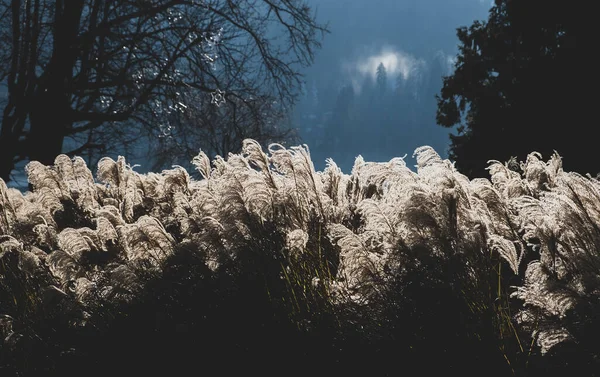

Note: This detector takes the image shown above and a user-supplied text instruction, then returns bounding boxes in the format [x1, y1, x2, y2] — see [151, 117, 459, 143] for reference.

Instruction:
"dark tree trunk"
[0, 139, 17, 184]
[25, 69, 71, 192]
[0, 97, 28, 183]
[0, 118, 18, 183]
[27, 87, 67, 167]
[26, 0, 84, 168]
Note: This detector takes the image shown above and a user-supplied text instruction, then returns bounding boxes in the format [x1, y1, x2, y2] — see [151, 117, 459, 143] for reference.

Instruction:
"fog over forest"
[290, 0, 492, 172]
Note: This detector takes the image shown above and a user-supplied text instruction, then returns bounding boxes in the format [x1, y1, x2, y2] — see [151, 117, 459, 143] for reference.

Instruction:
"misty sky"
[293, 0, 492, 172]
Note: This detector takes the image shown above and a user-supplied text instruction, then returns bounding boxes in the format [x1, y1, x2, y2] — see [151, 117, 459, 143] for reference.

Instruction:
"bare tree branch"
[0, 0, 328, 182]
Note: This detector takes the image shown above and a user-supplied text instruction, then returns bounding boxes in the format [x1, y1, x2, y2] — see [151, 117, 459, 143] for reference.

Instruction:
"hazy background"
[290, 0, 492, 172]
[4, 0, 493, 188]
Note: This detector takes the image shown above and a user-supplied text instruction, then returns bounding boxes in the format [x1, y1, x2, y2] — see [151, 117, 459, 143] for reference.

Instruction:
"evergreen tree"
[311, 80, 320, 110]
[322, 85, 355, 157]
[436, 0, 592, 178]
[376, 62, 388, 97]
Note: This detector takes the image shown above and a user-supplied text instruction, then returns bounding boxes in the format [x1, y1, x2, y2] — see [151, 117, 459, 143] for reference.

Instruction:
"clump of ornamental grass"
[0, 139, 599, 376]
[316, 146, 524, 375]
[0, 140, 346, 375]
[501, 152, 600, 375]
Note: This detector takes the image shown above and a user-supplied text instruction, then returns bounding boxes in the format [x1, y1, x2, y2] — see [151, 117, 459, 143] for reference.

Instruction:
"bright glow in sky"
[342, 45, 458, 95]
[342, 45, 427, 94]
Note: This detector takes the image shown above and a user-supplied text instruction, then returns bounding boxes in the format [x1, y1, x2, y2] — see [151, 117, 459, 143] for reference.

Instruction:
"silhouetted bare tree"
[0, 0, 328, 182]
